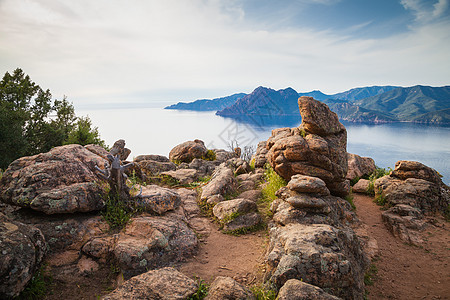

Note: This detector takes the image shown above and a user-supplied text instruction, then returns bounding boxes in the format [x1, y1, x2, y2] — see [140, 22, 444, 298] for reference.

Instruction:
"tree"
[0, 68, 106, 169]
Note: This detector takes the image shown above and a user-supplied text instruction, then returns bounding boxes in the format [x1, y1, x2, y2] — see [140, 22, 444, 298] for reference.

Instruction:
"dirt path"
[353, 194, 450, 300]
[178, 222, 267, 285]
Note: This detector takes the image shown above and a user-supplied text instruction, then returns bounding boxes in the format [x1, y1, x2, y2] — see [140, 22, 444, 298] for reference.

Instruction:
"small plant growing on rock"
[366, 166, 392, 196]
[250, 283, 277, 300]
[345, 193, 356, 210]
[364, 263, 378, 286]
[202, 149, 216, 161]
[261, 164, 286, 202]
[374, 188, 388, 207]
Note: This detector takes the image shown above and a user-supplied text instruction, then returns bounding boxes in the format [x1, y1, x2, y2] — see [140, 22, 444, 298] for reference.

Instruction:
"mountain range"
[165, 85, 450, 124]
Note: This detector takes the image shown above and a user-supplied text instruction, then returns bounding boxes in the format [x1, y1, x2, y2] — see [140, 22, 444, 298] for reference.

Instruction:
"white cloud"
[0, 0, 449, 107]
[401, 0, 449, 22]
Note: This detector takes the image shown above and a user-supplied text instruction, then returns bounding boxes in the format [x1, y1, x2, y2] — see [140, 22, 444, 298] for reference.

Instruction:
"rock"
[201, 164, 237, 201]
[277, 279, 341, 300]
[381, 204, 426, 245]
[266, 98, 348, 196]
[113, 216, 197, 278]
[169, 139, 208, 163]
[134, 155, 177, 179]
[0, 213, 47, 298]
[213, 198, 257, 220]
[238, 180, 256, 192]
[206, 194, 224, 205]
[213, 198, 261, 232]
[253, 141, 268, 168]
[298, 96, 346, 135]
[82, 236, 116, 261]
[346, 153, 376, 180]
[84, 144, 110, 160]
[205, 276, 255, 300]
[102, 267, 197, 300]
[137, 185, 181, 215]
[391, 160, 443, 185]
[0, 144, 108, 214]
[352, 179, 370, 194]
[160, 169, 199, 185]
[266, 223, 367, 299]
[189, 158, 218, 177]
[287, 175, 330, 195]
[239, 190, 262, 202]
[109, 139, 131, 161]
[213, 149, 238, 163]
[77, 256, 99, 275]
[285, 195, 328, 211]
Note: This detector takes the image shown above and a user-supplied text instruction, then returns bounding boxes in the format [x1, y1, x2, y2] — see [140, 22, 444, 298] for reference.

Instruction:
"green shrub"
[345, 193, 356, 210]
[366, 166, 392, 196]
[261, 164, 286, 202]
[350, 176, 360, 186]
[203, 149, 216, 161]
[188, 278, 209, 300]
[364, 264, 378, 286]
[373, 188, 387, 207]
[101, 193, 135, 230]
[250, 284, 277, 300]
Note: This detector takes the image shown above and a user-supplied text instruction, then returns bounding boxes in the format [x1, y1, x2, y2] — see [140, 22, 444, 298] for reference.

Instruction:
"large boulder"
[374, 161, 449, 245]
[277, 279, 341, 300]
[0, 144, 108, 214]
[266, 223, 367, 299]
[205, 276, 255, 300]
[133, 155, 177, 179]
[201, 164, 237, 202]
[266, 97, 349, 197]
[102, 267, 197, 300]
[0, 213, 47, 298]
[137, 185, 181, 214]
[346, 153, 376, 180]
[213, 198, 261, 232]
[253, 141, 269, 168]
[169, 139, 208, 163]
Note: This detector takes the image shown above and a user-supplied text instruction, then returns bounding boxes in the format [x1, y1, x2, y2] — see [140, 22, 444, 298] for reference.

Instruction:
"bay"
[79, 107, 450, 184]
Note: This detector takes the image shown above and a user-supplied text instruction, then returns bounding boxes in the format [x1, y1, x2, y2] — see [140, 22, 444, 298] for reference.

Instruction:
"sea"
[78, 107, 450, 185]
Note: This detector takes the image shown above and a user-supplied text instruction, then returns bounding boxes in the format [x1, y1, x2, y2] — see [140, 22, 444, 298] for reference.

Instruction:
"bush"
[188, 278, 209, 300]
[64, 116, 106, 148]
[250, 284, 277, 300]
[366, 166, 392, 196]
[203, 149, 216, 161]
[261, 164, 286, 202]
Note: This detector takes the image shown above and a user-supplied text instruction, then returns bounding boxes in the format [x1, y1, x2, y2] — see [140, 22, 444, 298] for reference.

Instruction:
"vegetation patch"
[345, 193, 356, 210]
[364, 263, 378, 286]
[261, 164, 287, 202]
[202, 149, 216, 161]
[366, 166, 392, 196]
[373, 188, 388, 207]
[101, 192, 140, 230]
[223, 221, 267, 236]
[250, 283, 277, 300]
[350, 176, 360, 186]
[16, 265, 52, 300]
[188, 278, 209, 300]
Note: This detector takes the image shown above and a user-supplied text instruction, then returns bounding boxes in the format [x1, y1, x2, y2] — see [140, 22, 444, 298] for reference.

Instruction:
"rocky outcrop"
[133, 155, 176, 179]
[266, 97, 349, 197]
[346, 153, 376, 180]
[206, 276, 255, 300]
[0, 213, 47, 298]
[253, 141, 268, 168]
[102, 267, 197, 300]
[277, 279, 341, 300]
[169, 139, 208, 163]
[374, 161, 449, 245]
[201, 164, 237, 202]
[265, 172, 367, 299]
[213, 198, 261, 232]
[0, 144, 108, 214]
[137, 185, 181, 214]
[160, 169, 199, 185]
[352, 179, 370, 194]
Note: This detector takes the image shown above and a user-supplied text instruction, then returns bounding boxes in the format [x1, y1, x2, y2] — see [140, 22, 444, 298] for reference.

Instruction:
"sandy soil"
[353, 194, 450, 300]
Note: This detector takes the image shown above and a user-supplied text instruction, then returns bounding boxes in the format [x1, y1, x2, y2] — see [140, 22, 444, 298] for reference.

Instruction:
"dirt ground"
[353, 194, 450, 300]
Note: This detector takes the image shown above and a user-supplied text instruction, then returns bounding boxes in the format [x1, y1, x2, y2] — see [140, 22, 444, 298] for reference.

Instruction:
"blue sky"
[0, 0, 449, 108]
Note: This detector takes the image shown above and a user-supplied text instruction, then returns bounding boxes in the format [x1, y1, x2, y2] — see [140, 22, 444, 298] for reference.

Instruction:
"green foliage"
[373, 189, 387, 207]
[0, 168, 3, 180]
[261, 164, 287, 202]
[16, 265, 51, 300]
[350, 176, 360, 186]
[188, 278, 209, 300]
[0, 68, 105, 169]
[203, 149, 216, 161]
[299, 128, 306, 138]
[102, 193, 135, 230]
[185, 176, 212, 188]
[250, 284, 277, 300]
[366, 166, 392, 196]
[364, 264, 378, 286]
[345, 193, 356, 210]
[223, 222, 267, 236]
[64, 116, 106, 148]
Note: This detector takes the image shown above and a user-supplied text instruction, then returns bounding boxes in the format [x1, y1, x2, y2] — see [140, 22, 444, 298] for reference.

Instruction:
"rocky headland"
[1, 97, 449, 299]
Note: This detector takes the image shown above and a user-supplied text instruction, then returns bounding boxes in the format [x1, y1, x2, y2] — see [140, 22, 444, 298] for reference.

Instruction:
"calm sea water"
[79, 108, 450, 184]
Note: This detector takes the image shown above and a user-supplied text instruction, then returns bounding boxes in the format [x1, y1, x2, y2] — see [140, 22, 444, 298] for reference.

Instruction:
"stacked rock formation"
[266, 96, 350, 197]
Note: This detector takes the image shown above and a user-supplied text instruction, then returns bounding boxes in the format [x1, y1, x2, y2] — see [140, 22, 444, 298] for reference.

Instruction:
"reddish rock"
[346, 153, 376, 180]
[205, 276, 255, 300]
[169, 139, 208, 163]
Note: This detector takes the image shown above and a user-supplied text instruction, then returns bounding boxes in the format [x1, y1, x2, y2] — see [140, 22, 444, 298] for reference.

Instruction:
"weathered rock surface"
[137, 185, 181, 214]
[205, 276, 255, 300]
[113, 215, 198, 278]
[169, 139, 208, 163]
[102, 267, 197, 300]
[266, 223, 366, 299]
[253, 141, 268, 168]
[346, 153, 376, 180]
[189, 158, 217, 177]
[266, 97, 349, 197]
[0, 213, 47, 298]
[352, 179, 370, 194]
[213, 198, 261, 232]
[374, 160, 449, 245]
[201, 164, 237, 202]
[287, 174, 330, 195]
[160, 169, 199, 185]
[134, 155, 177, 179]
[0, 144, 108, 214]
[277, 279, 341, 300]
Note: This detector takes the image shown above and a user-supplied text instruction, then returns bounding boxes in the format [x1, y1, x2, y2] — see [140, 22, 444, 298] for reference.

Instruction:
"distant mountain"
[298, 90, 330, 101]
[330, 86, 399, 101]
[165, 93, 246, 111]
[216, 87, 300, 116]
[351, 85, 450, 121]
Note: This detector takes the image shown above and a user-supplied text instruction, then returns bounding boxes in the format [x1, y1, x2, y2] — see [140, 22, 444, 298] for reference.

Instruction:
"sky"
[0, 0, 449, 109]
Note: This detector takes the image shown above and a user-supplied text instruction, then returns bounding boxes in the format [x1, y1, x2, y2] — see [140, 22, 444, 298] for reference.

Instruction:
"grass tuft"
[250, 283, 277, 300]
[364, 263, 378, 286]
[188, 278, 209, 300]
[16, 265, 51, 300]
[202, 149, 216, 161]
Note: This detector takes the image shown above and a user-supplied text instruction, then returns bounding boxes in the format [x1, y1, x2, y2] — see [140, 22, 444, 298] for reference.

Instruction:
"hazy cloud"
[401, 0, 449, 22]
